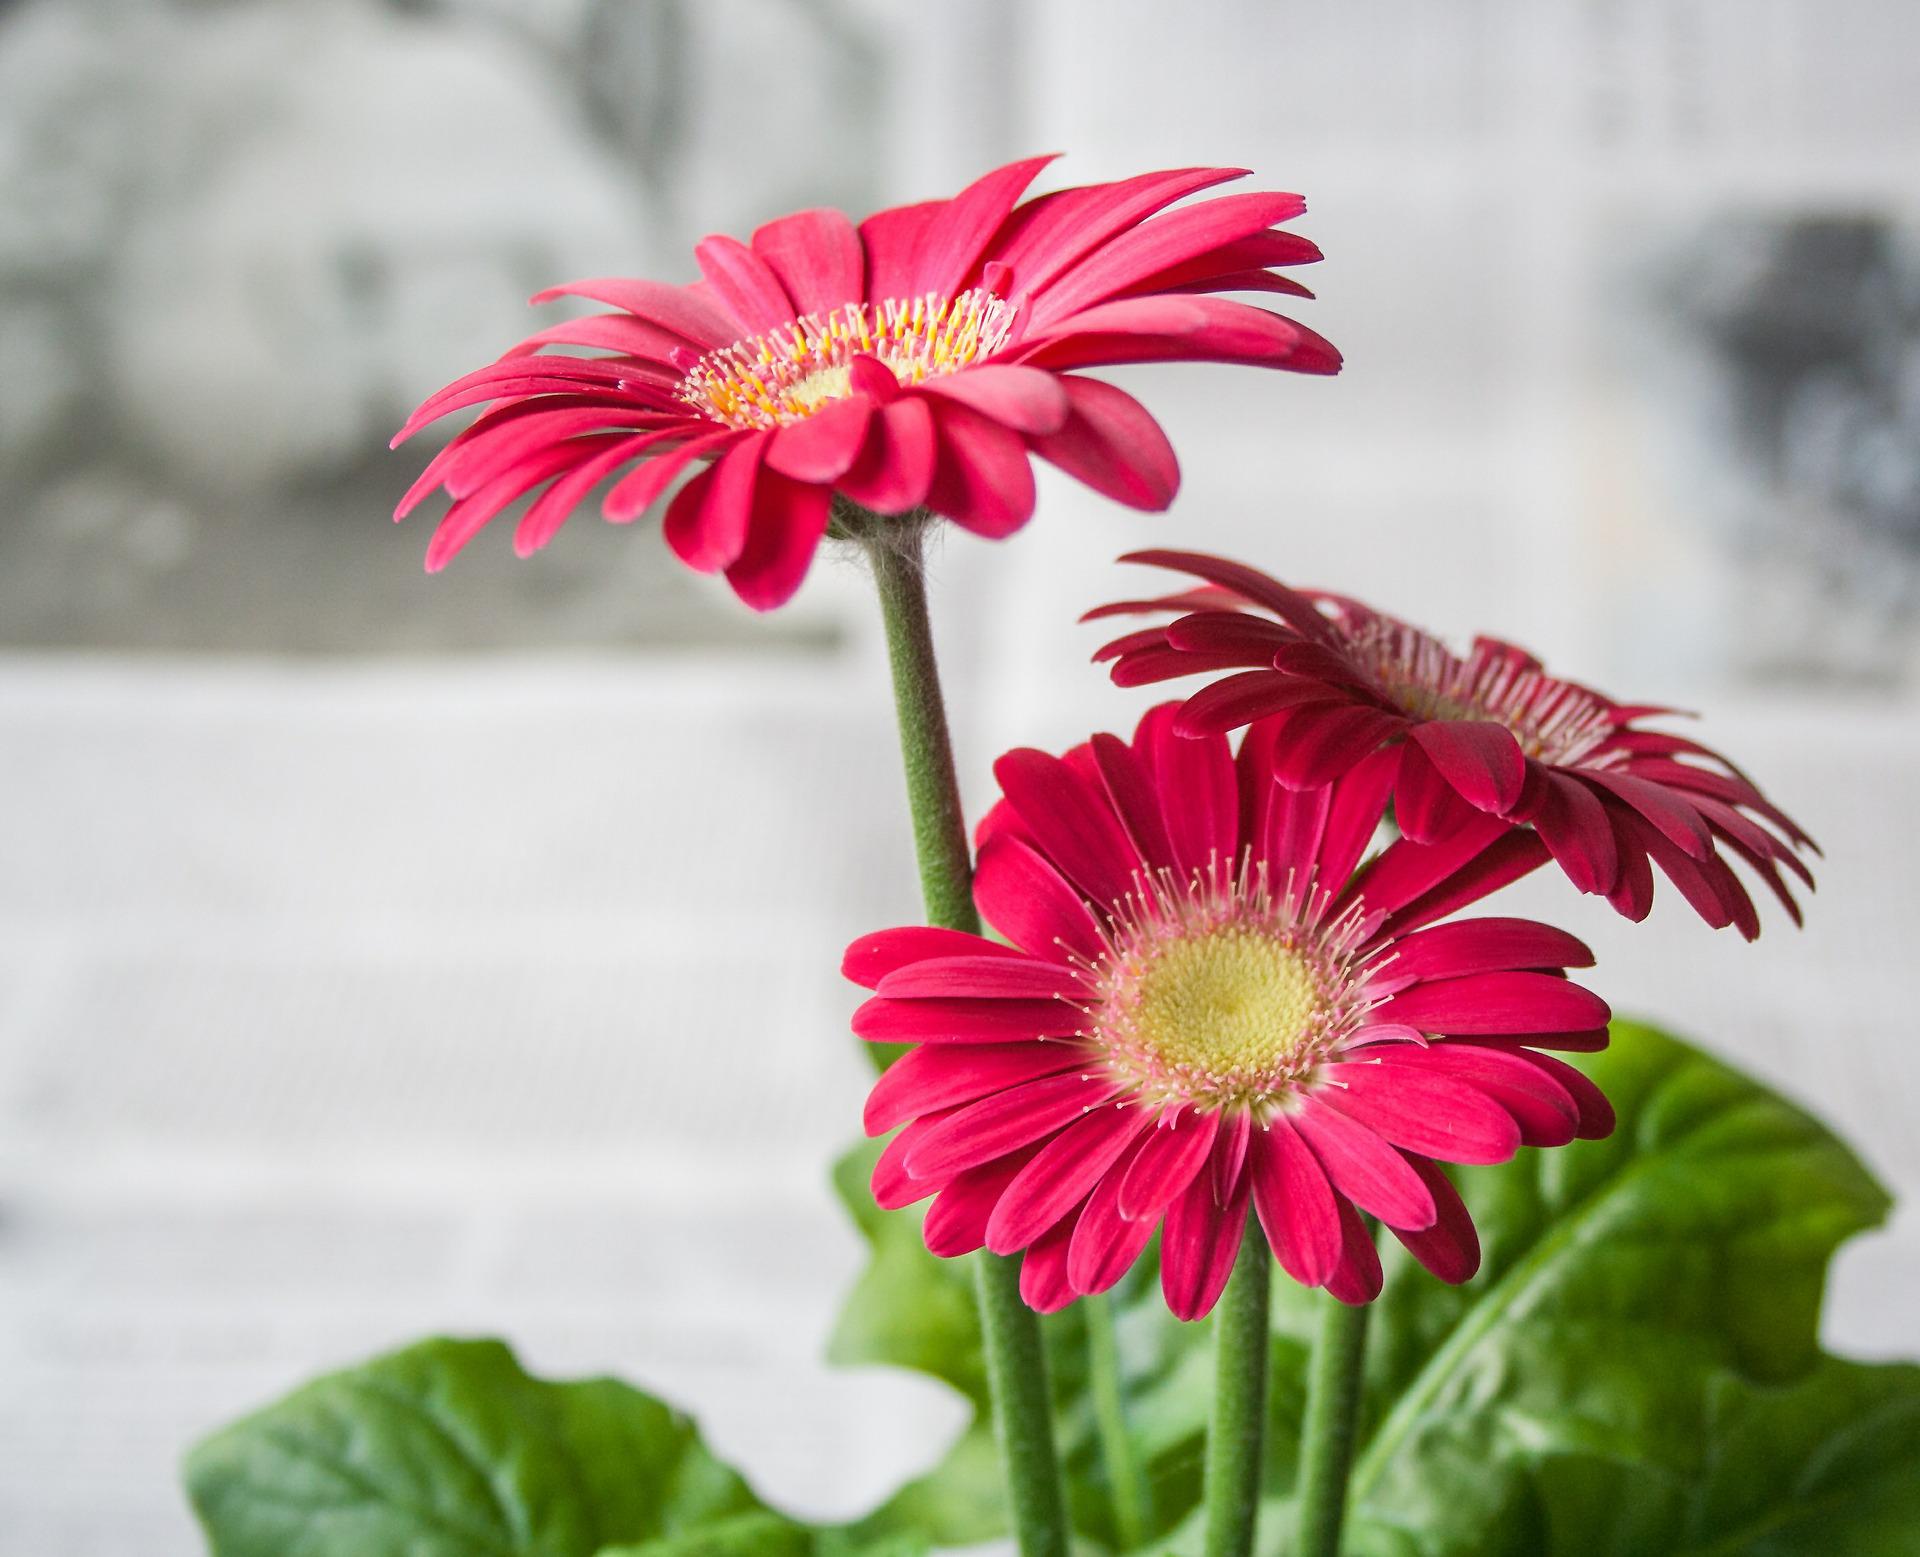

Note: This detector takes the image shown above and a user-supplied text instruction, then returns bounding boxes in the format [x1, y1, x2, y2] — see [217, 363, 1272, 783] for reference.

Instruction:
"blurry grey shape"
[0, 0, 890, 652]
[1655, 213, 1920, 684]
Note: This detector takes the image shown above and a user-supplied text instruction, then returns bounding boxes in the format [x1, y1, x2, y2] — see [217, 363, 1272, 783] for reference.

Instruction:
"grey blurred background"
[3, 2, 1918, 1553]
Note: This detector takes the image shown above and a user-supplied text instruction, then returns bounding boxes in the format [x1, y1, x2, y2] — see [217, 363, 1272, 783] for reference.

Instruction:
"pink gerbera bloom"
[392, 158, 1337, 608]
[1087, 551, 1817, 940]
[845, 708, 1613, 1318]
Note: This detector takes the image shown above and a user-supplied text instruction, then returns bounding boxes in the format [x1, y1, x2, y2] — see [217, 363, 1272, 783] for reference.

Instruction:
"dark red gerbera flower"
[1086, 551, 1817, 939]
[846, 707, 1613, 1318]
[393, 158, 1337, 608]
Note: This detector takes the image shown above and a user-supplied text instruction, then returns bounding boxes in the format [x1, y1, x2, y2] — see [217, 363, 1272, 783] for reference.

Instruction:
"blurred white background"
[3, 2, 1918, 1553]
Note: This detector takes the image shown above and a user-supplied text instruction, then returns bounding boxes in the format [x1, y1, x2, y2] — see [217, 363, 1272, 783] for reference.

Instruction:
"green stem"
[1203, 1213, 1272, 1557]
[1085, 1292, 1150, 1549]
[861, 514, 1070, 1557]
[1295, 1288, 1371, 1557]
[861, 516, 978, 937]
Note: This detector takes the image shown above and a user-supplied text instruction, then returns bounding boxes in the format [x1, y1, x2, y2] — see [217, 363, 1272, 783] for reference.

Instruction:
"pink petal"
[1394, 742, 1483, 844]
[1116, 1109, 1221, 1220]
[1581, 770, 1714, 860]
[1292, 1095, 1438, 1231]
[1032, 190, 1310, 327]
[1177, 673, 1336, 733]
[905, 1071, 1118, 1181]
[764, 397, 874, 482]
[925, 402, 1038, 538]
[1379, 1045, 1577, 1148]
[1119, 549, 1339, 643]
[661, 431, 765, 572]
[603, 429, 736, 522]
[972, 834, 1106, 964]
[1090, 731, 1180, 874]
[842, 926, 1023, 989]
[515, 429, 685, 557]
[1383, 918, 1594, 982]
[851, 994, 1088, 1045]
[864, 1041, 1089, 1136]
[1213, 1109, 1253, 1203]
[993, 747, 1141, 910]
[1375, 971, 1611, 1036]
[442, 408, 658, 496]
[1317, 746, 1403, 885]
[1164, 611, 1297, 661]
[1377, 831, 1553, 938]
[1387, 1155, 1480, 1285]
[1508, 1049, 1615, 1139]
[849, 354, 902, 403]
[1161, 1162, 1252, 1321]
[693, 233, 795, 336]
[1342, 814, 1516, 918]
[530, 277, 736, 346]
[1019, 1213, 1082, 1313]
[859, 199, 943, 303]
[1026, 377, 1179, 511]
[873, 1115, 947, 1208]
[1067, 1141, 1164, 1294]
[1239, 717, 1318, 867]
[910, 154, 1057, 297]
[1324, 1197, 1384, 1305]
[1119, 229, 1325, 295]
[723, 473, 830, 610]
[1320, 1063, 1522, 1165]
[1019, 297, 1334, 372]
[422, 438, 614, 572]
[1409, 720, 1528, 814]
[1141, 707, 1239, 879]
[986, 1103, 1147, 1253]
[1278, 708, 1407, 792]
[917, 365, 1070, 434]
[836, 396, 936, 514]
[998, 166, 1248, 298]
[504, 312, 691, 362]
[751, 207, 864, 315]
[1250, 1117, 1342, 1287]
[1527, 767, 1622, 896]
[923, 1147, 1040, 1258]
[878, 956, 1088, 1001]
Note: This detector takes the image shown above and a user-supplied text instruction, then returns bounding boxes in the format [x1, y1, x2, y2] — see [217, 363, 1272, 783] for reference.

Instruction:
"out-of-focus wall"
[2, 3, 1917, 1554]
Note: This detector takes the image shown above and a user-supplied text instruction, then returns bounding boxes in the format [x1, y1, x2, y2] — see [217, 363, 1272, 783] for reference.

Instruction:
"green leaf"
[829, 1021, 1909, 1554]
[183, 1336, 919, 1557]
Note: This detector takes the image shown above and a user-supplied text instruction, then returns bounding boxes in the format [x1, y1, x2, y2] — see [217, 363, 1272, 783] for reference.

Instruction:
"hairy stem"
[1203, 1214, 1272, 1557]
[1295, 1288, 1371, 1557]
[1085, 1292, 1150, 1549]
[861, 514, 1070, 1557]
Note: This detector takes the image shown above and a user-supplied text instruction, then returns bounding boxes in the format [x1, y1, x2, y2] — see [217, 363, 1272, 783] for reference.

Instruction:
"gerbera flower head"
[1087, 551, 1818, 940]
[393, 158, 1338, 608]
[846, 707, 1614, 1318]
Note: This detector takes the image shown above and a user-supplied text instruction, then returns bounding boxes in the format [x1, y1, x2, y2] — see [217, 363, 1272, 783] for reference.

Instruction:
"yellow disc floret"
[1132, 927, 1320, 1079]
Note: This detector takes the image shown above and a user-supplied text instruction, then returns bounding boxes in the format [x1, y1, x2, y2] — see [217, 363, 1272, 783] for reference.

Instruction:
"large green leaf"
[184, 1337, 921, 1557]
[829, 1021, 1908, 1555]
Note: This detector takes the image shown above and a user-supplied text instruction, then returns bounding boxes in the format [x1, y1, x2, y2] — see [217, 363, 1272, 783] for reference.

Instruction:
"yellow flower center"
[1130, 927, 1323, 1081]
[679, 290, 1017, 430]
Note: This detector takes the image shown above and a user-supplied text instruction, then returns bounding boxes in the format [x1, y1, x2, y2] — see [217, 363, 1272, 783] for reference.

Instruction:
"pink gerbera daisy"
[392, 158, 1338, 608]
[845, 707, 1614, 1318]
[1087, 551, 1817, 940]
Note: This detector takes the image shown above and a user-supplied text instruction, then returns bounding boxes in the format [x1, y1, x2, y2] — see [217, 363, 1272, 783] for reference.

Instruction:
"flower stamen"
[1079, 854, 1384, 1119]
[679, 290, 1017, 430]
[1342, 618, 1619, 767]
